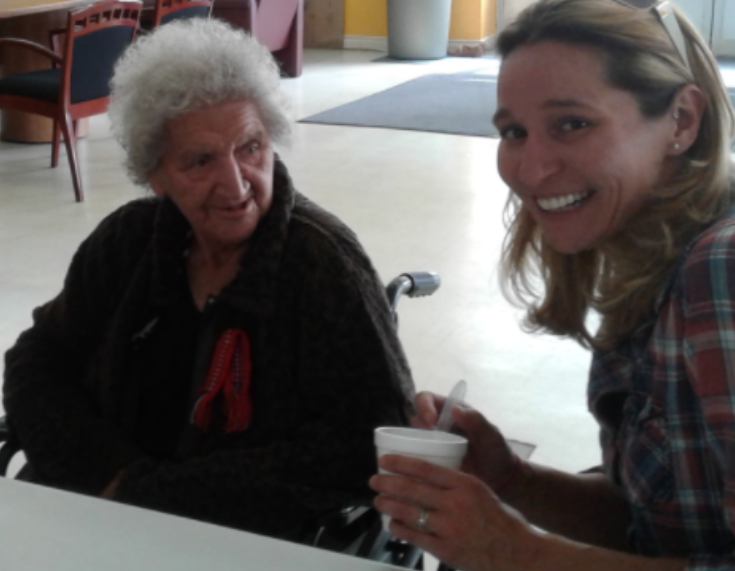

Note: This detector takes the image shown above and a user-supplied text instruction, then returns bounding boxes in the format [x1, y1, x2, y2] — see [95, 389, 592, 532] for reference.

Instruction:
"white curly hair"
[109, 18, 292, 185]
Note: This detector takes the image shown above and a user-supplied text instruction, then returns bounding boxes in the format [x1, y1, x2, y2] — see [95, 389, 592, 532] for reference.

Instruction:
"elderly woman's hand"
[370, 455, 538, 571]
[412, 391, 523, 496]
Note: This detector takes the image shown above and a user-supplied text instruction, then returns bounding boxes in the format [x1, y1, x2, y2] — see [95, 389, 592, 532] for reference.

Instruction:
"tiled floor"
[0, 49, 600, 481]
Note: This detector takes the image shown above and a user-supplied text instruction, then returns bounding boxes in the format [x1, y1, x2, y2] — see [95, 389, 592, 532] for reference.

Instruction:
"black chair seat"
[0, 68, 61, 103]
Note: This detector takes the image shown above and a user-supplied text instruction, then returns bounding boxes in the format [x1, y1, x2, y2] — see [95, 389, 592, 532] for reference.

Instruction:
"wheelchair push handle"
[386, 271, 441, 316]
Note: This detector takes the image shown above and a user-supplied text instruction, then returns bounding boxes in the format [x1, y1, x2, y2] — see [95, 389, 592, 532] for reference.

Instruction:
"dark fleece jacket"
[3, 159, 415, 539]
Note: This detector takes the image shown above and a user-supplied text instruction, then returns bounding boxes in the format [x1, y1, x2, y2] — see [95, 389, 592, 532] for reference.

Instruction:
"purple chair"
[212, 0, 303, 77]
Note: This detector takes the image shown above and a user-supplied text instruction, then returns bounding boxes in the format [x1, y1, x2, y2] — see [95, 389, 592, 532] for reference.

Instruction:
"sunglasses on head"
[612, 0, 692, 73]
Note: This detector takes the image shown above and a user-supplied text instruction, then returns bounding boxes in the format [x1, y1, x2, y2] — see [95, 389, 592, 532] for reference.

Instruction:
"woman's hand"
[371, 455, 689, 571]
[370, 454, 538, 571]
[412, 391, 523, 496]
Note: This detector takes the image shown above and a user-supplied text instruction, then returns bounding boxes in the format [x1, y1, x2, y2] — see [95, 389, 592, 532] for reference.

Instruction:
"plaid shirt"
[588, 213, 735, 570]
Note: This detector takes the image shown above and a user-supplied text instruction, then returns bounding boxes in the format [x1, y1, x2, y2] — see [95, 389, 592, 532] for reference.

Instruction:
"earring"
[673, 110, 680, 120]
[674, 142, 681, 151]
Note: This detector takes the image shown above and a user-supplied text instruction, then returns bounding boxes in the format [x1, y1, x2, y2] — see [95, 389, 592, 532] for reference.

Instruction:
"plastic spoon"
[434, 380, 467, 433]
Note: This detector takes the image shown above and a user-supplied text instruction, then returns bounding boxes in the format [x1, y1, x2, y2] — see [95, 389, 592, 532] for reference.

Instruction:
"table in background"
[0, 477, 404, 571]
[0, 0, 101, 142]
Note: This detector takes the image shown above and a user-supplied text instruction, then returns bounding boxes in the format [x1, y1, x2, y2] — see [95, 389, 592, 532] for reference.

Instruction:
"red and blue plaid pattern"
[589, 213, 735, 567]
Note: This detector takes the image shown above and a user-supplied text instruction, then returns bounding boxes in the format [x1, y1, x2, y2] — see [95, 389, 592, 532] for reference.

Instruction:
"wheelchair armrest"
[300, 504, 375, 550]
[354, 513, 423, 569]
[305, 504, 424, 568]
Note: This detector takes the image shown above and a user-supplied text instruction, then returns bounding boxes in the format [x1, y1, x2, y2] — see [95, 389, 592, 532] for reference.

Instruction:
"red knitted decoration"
[191, 329, 253, 433]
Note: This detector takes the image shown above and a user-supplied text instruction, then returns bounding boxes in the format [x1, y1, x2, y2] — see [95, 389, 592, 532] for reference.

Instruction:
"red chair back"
[60, 0, 141, 108]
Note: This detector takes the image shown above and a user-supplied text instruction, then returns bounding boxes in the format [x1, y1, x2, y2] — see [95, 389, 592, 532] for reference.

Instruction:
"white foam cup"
[374, 427, 468, 532]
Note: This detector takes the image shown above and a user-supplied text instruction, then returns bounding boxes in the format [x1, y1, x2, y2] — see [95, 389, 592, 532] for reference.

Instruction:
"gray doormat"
[372, 56, 449, 64]
[372, 53, 495, 64]
[301, 64, 735, 146]
[300, 69, 499, 138]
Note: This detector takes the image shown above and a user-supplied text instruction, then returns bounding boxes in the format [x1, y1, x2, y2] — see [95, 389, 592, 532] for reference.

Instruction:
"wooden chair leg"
[60, 112, 84, 202]
[246, 0, 257, 37]
[51, 120, 61, 168]
[278, 0, 303, 78]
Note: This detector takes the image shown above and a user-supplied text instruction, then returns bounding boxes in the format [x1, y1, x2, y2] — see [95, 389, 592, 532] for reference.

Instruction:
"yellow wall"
[450, 0, 482, 39]
[345, 0, 387, 37]
[345, 0, 497, 40]
[482, 0, 497, 37]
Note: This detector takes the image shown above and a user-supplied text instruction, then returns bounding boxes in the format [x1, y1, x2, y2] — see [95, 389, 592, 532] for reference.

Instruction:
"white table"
[0, 478, 403, 571]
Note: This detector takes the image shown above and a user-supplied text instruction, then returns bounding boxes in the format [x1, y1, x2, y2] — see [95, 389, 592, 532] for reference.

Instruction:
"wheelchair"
[298, 271, 442, 570]
[0, 271, 443, 570]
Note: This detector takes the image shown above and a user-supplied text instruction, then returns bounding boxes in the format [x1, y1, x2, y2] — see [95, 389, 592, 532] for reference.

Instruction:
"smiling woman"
[2, 18, 416, 541]
[496, 0, 735, 351]
[368, 1, 735, 571]
[495, 41, 679, 256]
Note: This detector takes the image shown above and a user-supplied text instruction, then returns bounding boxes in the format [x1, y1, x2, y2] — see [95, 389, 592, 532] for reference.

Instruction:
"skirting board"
[343, 35, 387, 52]
[343, 35, 495, 53]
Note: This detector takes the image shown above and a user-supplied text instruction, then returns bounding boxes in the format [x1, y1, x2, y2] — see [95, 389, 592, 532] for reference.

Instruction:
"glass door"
[674, 0, 713, 46]
[712, 0, 735, 57]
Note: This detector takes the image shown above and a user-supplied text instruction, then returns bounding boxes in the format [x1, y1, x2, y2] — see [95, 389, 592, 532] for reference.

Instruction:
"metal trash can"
[387, 0, 452, 60]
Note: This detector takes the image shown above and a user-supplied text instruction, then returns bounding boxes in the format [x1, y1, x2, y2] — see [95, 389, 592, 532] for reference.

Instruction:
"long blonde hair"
[497, 0, 735, 351]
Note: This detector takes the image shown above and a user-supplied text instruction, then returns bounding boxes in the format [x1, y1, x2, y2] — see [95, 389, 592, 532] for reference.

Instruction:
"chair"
[0, 0, 141, 202]
[0, 271, 441, 569]
[305, 506, 424, 569]
[211, 0, 303, 77]
[139, 0, 212, 31]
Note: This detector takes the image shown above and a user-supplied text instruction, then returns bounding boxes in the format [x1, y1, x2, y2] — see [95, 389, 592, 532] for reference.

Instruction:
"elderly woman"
[370, 1, 735, 570]
[3, 18, 414, 540]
